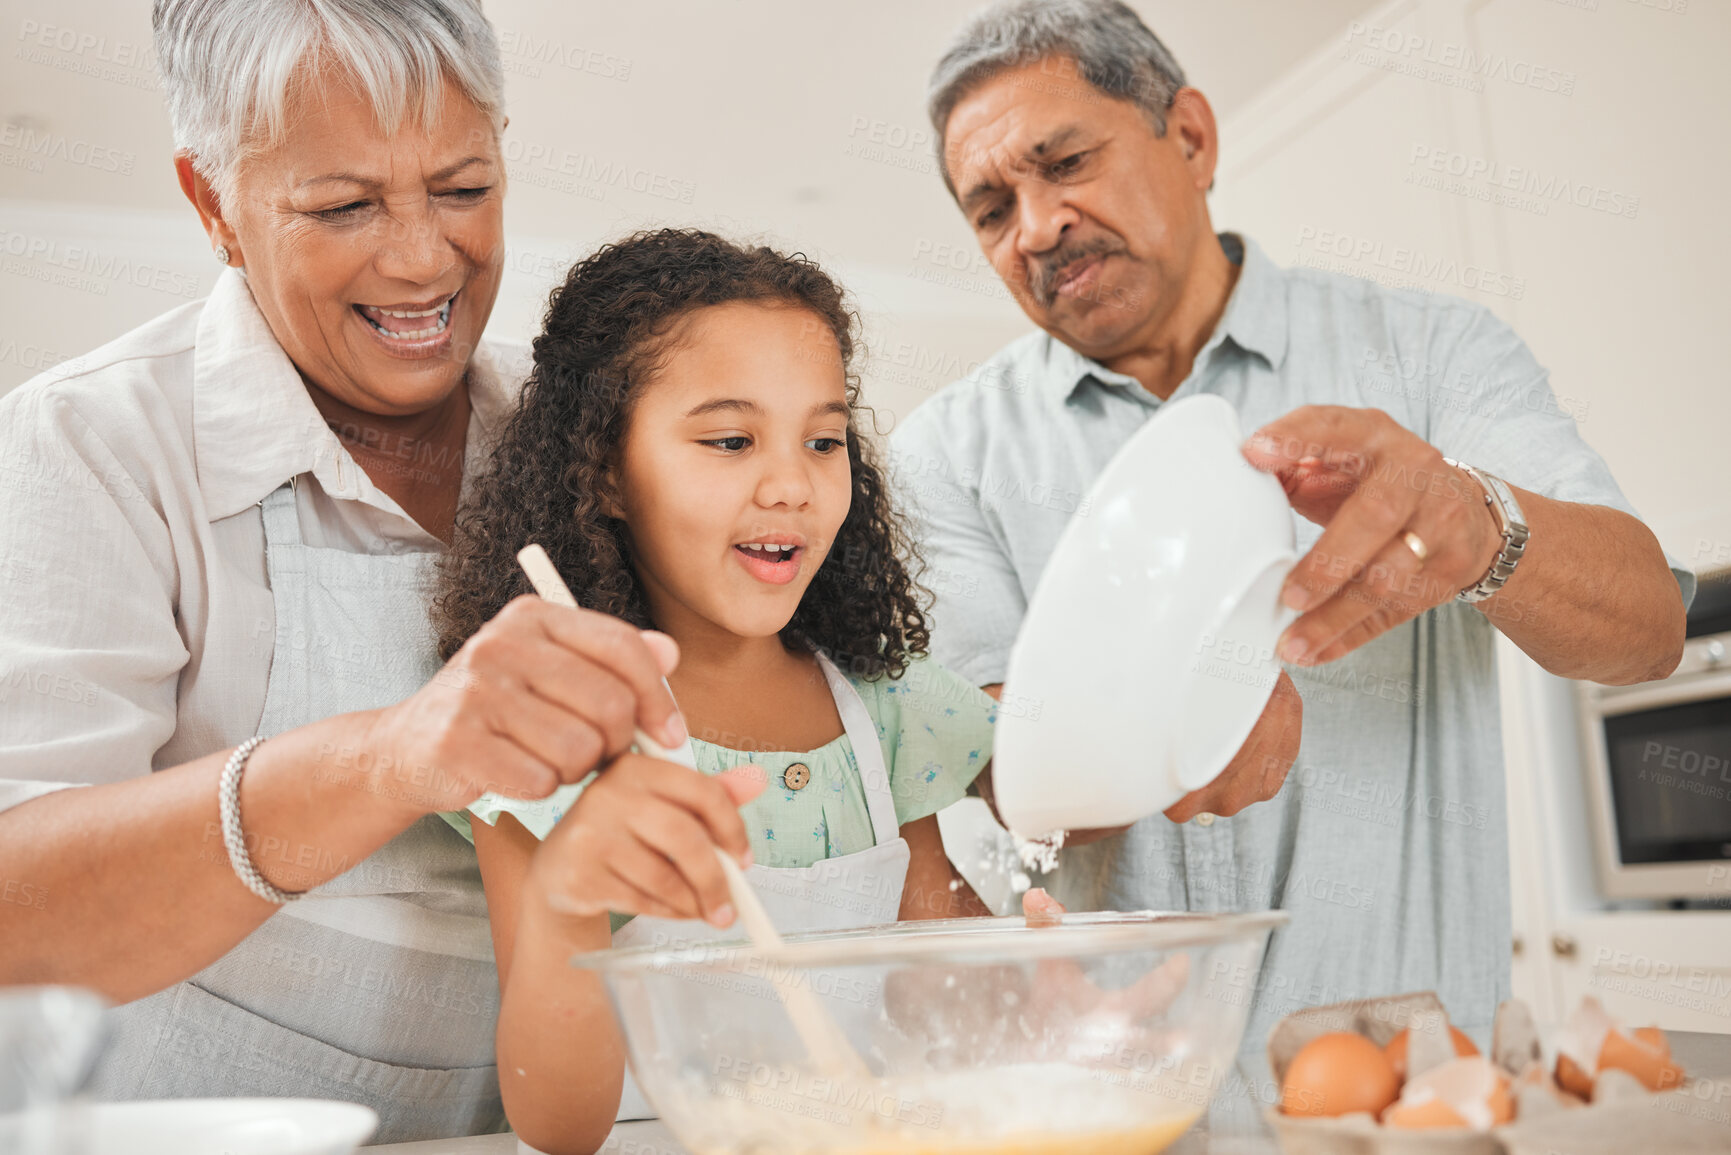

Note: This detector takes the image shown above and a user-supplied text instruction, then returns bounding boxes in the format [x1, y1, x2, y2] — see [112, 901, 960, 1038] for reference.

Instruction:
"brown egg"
[1384, 1097, 1471, 1129]
[1280, 1031, 1401, 1118]
[1599, 1026, 1685, 1092]
[1633, 1026, 1672, 1057]
[1556, 1051, 1596, 1100]
[1383, 1056, 1513, 1130]
[1384, 1024, 1480, 1081]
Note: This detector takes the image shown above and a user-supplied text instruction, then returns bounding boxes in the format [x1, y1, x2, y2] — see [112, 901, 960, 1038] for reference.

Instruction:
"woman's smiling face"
[215, 66, 505, 416]
[613, 301, 854, 643]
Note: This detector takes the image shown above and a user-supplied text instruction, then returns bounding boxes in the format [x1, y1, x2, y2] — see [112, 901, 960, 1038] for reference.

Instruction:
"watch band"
[1444, 458, 1529, 603]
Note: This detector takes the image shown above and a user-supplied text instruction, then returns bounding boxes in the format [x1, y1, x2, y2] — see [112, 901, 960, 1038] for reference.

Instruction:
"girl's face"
[613, 301, 854, 643]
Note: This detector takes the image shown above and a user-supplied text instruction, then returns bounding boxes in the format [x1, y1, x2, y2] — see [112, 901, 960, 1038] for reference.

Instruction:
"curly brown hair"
[432, 228, 931, 679]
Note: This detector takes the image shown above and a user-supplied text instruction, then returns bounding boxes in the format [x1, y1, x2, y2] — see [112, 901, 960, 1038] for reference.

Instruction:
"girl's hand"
[355, 596, 688, 816]
[529, 758, 766, 927]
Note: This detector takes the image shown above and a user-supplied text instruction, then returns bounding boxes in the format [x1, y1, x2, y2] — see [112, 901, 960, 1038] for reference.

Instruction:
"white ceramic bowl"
[993, 394, 1298, 838]
[74, 1098, 378, 1155]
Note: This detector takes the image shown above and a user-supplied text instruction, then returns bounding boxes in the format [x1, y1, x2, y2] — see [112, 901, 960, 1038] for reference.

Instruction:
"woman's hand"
[528, 759, 766, 928]
[353, 596, 690, 816]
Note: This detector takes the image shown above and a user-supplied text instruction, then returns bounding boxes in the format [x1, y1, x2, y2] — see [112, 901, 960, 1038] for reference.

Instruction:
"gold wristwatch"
[1444, 458, 1529, 603]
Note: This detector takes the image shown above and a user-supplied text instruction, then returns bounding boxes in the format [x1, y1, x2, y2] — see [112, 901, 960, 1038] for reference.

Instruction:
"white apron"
[610, 651, 911, 1121]
[86, 481, 506, 1142]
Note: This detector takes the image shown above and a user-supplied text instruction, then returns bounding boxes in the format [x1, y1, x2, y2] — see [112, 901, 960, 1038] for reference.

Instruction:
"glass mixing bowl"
[572, 910, 1286, 1155]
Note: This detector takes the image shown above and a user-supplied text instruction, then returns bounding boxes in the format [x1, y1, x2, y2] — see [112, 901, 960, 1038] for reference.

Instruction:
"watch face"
[1445, 462, 1525, 600]
[1484, 472, 1528, 533]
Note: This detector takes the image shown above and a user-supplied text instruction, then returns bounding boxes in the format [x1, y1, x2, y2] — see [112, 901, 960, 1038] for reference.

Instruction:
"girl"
[431, 229, 999, 1154]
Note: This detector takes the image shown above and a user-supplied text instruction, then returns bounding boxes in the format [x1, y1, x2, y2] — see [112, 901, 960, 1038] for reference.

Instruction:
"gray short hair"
[152, 0, 506, 200]
[928, 0, 1186, 177]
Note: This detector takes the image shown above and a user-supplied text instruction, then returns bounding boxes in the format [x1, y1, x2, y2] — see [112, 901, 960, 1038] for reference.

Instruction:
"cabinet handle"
[1551, 933, 1578, 959]
[1512, 934, 1524, 957]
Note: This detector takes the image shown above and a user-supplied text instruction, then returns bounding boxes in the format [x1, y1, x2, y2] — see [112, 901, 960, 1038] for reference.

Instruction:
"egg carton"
[1263, 990, 1731, 1155]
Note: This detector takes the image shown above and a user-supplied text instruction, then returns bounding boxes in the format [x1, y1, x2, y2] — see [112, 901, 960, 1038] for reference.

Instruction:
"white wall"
[0, 0, 1380, 422]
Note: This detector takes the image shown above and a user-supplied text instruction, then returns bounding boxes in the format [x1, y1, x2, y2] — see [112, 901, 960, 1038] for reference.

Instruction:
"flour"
[674, 1060, 1200, 1155]
[1013, 830, 1066, 877]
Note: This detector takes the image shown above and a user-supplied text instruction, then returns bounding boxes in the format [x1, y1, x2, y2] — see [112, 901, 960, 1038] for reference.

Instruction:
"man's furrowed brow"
[1029, 125, 1084, 157]
[958, 124, 1089, 207]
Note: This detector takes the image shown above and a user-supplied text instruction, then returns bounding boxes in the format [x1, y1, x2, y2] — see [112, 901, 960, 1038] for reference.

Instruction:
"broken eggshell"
[1266, 992, 1505, 1154]
[1490, 999, 1542, 1080]
[1266, 991, 1723, 1154]
[1385, 1016, 1480, 1082]
[1382, 1056, 1514, 1131]
[1516, 1061, 1587, 1115]
[1552, 996, 1685, 1100]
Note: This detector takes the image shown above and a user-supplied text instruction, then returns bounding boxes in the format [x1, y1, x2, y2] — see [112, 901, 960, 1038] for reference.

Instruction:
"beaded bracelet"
[218, 736, 302, 904]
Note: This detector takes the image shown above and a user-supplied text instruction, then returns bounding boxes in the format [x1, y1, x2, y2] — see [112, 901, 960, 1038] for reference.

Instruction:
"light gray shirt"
[888, 233, 1692, 1047]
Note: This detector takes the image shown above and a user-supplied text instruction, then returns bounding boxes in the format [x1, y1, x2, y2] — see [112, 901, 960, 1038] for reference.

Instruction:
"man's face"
[942, 58, 1213, 360]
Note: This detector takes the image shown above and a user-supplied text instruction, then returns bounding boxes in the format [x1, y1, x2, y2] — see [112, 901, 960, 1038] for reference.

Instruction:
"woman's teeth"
[737, 543, 797, 561]
[357, 295, 455, 340]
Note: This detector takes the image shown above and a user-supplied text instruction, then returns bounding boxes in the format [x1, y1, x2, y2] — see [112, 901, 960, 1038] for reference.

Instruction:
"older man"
[890, 0, 1689, 1047]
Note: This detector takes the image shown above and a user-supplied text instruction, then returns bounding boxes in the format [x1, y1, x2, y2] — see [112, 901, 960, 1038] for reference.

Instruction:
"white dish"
[75, 1097, 377, 1155]
[993, 394, 1298, 838]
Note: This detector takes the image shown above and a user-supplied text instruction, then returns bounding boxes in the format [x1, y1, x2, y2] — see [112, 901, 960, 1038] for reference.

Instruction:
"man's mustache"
[1027, 236, 1128, 307]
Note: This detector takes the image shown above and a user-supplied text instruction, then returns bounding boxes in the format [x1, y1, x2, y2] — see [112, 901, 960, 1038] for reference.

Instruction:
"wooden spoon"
[515, 544, 871, 1081]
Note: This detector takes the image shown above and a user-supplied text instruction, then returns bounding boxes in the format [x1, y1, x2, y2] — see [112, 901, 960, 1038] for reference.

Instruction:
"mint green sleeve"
[436, 810, 476, 843]
[438, 775, 596, 844]
[867, 656, 997, 826]
[438, 785, 634, 935]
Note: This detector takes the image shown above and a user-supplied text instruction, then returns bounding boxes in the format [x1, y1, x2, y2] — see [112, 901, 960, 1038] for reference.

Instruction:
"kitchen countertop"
[365, 1031, 1731, 1155]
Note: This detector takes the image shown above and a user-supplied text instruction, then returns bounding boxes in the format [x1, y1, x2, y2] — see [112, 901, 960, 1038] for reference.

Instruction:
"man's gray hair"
[153, 0, 506, 200]
[928, 0, 1186, 169]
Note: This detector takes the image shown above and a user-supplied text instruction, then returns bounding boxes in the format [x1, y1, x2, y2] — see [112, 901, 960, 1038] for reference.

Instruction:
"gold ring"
[1401, 530, 1429, 565]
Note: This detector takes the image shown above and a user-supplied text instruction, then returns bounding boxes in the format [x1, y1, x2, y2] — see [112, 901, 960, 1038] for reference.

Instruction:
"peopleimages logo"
[500, 138, 695, 204]
[494, 29, 632, 81]
[15, 20, 155, 70]
[0, 122, 133, 175]
[1406, 145, 1639, 219]
[1344, 23, 1577, 95]
[1291, 227, 1526, 301]
[0, 231, 200, 299]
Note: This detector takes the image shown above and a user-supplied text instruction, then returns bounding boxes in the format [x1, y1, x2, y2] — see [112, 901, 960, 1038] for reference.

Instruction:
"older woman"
[0, 0, 722, 1142]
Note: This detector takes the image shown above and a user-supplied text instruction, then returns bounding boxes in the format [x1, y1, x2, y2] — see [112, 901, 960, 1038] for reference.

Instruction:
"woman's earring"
[215, 245, 230, 266]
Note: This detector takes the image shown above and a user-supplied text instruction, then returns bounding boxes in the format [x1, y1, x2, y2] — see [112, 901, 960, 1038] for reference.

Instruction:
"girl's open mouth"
[733, 542, 804, 585]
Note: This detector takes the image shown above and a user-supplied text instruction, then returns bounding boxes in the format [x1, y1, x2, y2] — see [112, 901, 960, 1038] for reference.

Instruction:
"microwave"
[1578, 570, 1731, 900]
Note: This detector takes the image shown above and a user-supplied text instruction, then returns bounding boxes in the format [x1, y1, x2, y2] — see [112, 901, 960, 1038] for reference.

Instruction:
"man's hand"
[1242, 405, 1502, 667]
[1163, 670, 1302, 823]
